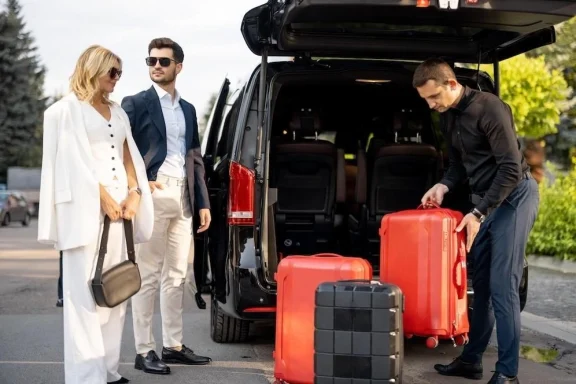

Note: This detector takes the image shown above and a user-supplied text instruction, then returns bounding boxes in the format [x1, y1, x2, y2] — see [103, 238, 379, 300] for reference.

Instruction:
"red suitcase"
[273, 253, 373, 384]
[379, 204, 469, 348]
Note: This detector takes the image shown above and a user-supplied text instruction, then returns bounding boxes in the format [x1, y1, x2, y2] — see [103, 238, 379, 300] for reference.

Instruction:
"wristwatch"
[471, 208, 486, 223]
[129, 187, 142, 196]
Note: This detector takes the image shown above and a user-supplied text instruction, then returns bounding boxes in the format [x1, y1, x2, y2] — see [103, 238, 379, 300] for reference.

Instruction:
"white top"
[153, 83, 187, 178]
[81, 101, 128, 189]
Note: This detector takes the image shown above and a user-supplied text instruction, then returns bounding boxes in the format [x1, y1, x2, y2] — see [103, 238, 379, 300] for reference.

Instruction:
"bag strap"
[123, 217, 136, 263]
[93, 216, 136, 285]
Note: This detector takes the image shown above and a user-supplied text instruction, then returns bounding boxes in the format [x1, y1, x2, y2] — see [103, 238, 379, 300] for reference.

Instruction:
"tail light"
[416, 0, 430, 7]
[228, 161, 255, 225]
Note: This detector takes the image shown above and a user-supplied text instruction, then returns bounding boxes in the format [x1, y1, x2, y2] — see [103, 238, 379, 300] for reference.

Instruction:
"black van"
[196, 0, 575, 343]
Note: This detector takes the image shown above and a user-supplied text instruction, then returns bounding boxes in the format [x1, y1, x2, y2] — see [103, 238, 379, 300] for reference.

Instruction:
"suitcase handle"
[417, 202, 441, 209]
[313, 253, 343, 258]
[454, 241, 467, 300]
[337, 279, 372, 284]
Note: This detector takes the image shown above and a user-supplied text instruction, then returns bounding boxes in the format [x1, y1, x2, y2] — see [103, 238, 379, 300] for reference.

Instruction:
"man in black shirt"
[413, 58, 540, 384]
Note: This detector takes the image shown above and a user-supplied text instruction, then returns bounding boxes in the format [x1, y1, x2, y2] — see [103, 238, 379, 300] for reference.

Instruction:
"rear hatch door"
[241, 0, 576, 63]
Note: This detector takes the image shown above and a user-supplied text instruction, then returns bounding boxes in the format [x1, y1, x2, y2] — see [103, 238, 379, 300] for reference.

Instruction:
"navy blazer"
[121, 86, 210, 210]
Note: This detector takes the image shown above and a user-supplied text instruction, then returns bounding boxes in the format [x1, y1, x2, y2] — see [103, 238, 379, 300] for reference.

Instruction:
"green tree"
[480, 54, 569, 139]
[528, 17, 576, 167]
[529, 17, 576, 99]
[18, 92, 63, 169]
[0, 0, 47, 177]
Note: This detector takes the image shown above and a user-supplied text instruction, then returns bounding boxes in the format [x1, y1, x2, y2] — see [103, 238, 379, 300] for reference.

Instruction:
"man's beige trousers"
[132, 174, 192, 354]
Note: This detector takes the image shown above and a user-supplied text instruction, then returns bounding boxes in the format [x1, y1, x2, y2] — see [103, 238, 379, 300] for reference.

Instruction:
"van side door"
[193, 78, 230, 291]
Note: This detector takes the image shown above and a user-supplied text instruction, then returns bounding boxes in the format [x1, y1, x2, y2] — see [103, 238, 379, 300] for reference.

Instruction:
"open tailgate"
[241, 0, 576, 63]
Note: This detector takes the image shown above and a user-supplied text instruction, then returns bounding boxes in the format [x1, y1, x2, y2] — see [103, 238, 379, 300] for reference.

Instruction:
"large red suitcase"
[274, 253, 373, 384]
[379, 204, 469, 348]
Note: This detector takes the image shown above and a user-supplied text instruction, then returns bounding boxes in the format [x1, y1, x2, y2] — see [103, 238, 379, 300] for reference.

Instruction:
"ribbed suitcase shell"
[274, 254, 373, 384]
[379, 205, 469, 348]
[314, 280, 404, 384]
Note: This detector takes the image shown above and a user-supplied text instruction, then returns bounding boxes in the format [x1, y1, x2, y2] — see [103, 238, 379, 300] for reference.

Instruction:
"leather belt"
[156, 174, 187, 186]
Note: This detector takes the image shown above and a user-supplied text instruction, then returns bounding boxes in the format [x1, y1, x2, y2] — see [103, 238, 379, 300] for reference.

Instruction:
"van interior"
[261, 61, 480, 281]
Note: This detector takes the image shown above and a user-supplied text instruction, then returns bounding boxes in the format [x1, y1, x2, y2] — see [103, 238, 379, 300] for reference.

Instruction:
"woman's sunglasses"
[109, 67, 122, 80]
[145, 57, 177, 67]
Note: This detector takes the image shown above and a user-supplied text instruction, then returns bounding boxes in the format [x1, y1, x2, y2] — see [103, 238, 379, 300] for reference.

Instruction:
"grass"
[520, 345, 559, 363]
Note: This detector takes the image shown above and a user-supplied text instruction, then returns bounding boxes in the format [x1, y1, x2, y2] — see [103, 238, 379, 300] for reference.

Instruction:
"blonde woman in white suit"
[37, 45, 154, 384]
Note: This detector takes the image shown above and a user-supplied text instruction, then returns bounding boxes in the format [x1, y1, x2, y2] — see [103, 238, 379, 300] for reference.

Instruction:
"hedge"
[527, 163, 576, 261]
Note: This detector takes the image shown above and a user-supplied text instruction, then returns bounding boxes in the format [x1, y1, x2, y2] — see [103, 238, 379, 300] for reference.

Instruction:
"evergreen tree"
[0, 0, 47, 179]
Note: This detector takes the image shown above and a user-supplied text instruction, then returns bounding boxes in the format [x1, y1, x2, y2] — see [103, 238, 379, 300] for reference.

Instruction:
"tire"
[1, 213, 10, 227]
[22, 213, 31, 226]
[210, 296, 251, 343]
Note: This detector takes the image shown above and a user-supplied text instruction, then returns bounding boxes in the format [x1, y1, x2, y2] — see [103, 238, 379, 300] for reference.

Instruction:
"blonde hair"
[69, 45, 122, 104]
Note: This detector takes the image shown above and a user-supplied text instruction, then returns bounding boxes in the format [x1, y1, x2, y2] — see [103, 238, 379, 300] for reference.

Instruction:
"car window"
[215, 89, 244, 161]
[7, 195, 17, 206]
[0, 193, 7, 202]
[201, 80, 231, 157]
[16, 195, 27, 207]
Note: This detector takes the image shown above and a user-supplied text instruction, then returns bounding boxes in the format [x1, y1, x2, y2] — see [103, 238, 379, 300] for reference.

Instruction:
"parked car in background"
[0, 190, 32, 227]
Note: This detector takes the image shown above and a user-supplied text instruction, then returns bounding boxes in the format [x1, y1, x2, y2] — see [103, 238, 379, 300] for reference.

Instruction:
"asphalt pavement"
[1, 220, 575, 384]
[524, 267, 576, 323]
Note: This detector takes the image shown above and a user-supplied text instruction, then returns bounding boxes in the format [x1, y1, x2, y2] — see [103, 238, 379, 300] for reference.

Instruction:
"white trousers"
[62, 185, 128, 384]
[132, 175, 193, 354]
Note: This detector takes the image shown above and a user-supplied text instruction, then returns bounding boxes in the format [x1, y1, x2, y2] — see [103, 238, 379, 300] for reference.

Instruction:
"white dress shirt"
[153, 83, 187, 178]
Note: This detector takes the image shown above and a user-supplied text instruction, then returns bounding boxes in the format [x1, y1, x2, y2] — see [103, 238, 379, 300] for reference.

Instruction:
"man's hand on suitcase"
[456, 213, 481, 252]
[421, 183, 449, 207]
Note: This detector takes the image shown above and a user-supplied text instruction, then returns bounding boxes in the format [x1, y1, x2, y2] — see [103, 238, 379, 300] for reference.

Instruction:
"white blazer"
[37, 93, 154, 251]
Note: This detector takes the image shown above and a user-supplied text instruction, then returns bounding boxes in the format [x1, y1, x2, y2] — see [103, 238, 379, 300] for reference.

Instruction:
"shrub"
[527, 164, 576, 260]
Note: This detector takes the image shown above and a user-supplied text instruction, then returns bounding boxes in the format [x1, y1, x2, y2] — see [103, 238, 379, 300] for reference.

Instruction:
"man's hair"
[148, 37, 184, 63]
[412, 57, 457, 88]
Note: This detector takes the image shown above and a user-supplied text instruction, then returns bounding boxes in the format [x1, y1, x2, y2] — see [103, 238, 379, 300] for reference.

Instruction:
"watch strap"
[471, 208, 485, 222]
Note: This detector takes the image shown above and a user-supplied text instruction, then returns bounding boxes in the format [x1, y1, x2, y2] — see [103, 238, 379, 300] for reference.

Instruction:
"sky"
[18, 0, 284, 124]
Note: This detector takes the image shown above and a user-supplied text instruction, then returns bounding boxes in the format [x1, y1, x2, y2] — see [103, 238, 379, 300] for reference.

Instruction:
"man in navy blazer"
[121, 37, 212, 376]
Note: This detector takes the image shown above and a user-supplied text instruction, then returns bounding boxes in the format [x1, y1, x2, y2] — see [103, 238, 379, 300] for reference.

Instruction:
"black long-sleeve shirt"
[439, 86, 529, 215]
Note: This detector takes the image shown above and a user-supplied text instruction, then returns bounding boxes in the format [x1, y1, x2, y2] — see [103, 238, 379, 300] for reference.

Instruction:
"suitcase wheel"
[426, 336, 439, 349]
[454, 334, 469, 346]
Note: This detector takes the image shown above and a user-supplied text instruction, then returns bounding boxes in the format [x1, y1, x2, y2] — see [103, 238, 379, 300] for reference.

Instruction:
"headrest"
[393, 109, 418, 130]
[393, 109, 424, 143]
[288, 107, 322, 132]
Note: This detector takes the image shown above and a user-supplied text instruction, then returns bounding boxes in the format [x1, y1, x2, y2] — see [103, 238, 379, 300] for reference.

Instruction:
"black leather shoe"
[162, 345, 212, 365]
[135, 350, 170, 375]
[487, 372, 519, 383]
[56, 299, 63, 307]
[108, 377, 129, 384]
[195, 292, 206, 310]
[434, 357, 483, 380]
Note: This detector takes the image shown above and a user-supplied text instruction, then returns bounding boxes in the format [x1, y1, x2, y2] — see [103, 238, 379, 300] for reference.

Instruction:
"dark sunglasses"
[109, 67, 122, 80]
[145, 56, 177, 67]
